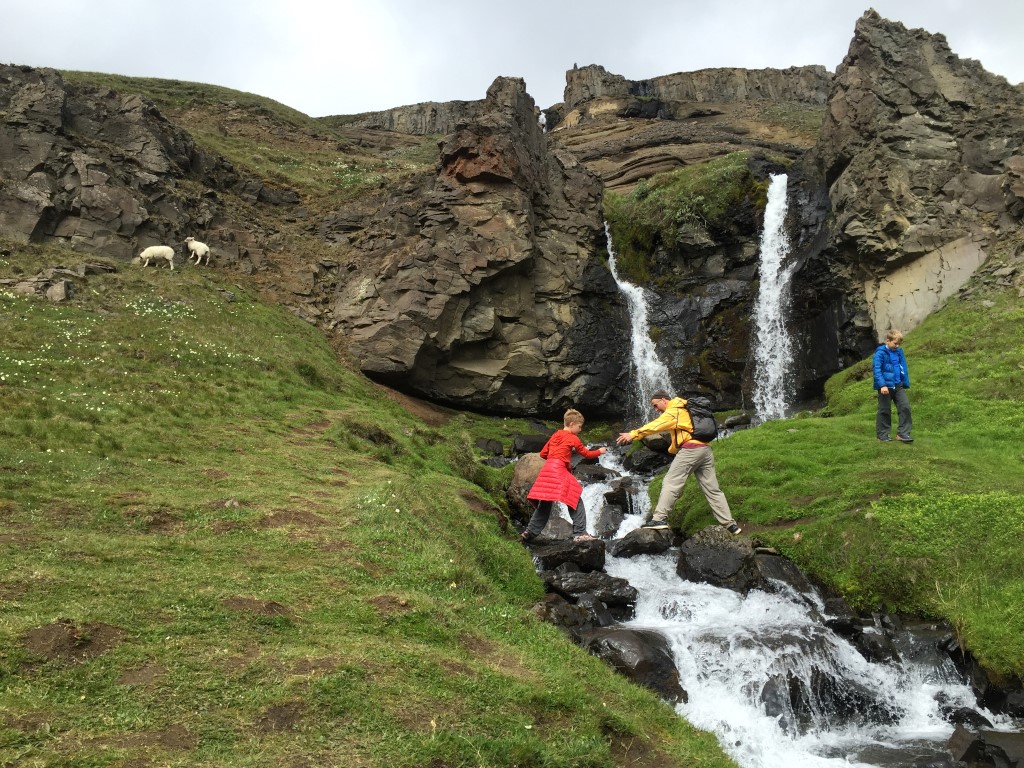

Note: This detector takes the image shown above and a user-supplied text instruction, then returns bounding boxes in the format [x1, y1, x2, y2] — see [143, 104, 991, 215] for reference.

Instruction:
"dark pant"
[877, 386, 912, 439]
[527, 498, 587, 537]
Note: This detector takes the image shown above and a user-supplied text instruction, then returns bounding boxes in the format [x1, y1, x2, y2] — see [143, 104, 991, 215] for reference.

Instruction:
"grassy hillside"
[62, 71, 440, 212]
[0, 241, 734, 767]
[661, 257, 1024, 679]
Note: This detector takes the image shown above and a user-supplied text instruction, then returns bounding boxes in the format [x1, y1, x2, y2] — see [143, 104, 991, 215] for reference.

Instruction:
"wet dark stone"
[578, 627, 687, 704]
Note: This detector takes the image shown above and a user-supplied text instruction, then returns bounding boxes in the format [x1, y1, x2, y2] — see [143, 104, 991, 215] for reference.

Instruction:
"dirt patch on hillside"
[122, 505, 183, 533]
[459, 490, 509, 532]
[368, 594, 411, 614]
[223, 597, 293, 617]
[377, 385, 454, 427]
[22, 619, 125, 664]
[83, 724, 197, 752]
[256, 701, 307, 733]
[460, 633, 538, 683]
[606, 731, 680, 768]
[117, 663, 168, 688]
[255, 509, 330, 529]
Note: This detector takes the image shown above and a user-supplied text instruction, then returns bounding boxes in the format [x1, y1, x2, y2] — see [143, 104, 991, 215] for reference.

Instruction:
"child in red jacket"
[522, 409, 607, 543]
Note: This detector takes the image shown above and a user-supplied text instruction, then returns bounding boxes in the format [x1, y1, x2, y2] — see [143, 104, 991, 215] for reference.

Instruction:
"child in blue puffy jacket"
[872, 329, 913, 443]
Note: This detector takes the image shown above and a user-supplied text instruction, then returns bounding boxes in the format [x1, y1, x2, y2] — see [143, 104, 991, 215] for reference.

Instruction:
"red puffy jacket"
[527, 430, 602, 509]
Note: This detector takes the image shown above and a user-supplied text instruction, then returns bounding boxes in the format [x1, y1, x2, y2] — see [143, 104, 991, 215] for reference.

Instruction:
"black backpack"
[683, 396, 719, 442]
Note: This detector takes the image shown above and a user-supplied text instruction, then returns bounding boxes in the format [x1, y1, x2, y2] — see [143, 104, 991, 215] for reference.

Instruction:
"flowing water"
[752, 174, 796, 423]
[605, 222, 671, 420]
[588, 221, 1017, 764]
[577, 464, 1013, 767]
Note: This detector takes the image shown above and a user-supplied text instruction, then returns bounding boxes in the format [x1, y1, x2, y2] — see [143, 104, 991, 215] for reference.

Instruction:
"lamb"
[133, 245, 175, 270]
[185, 237, 211, 266]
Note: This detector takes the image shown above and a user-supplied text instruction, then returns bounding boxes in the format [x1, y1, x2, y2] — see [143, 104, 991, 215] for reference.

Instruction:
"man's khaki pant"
[651, 445, 735, 526]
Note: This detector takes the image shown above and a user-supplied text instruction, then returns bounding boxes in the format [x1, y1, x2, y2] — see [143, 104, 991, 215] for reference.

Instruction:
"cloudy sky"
[2, 0, 1022, 117]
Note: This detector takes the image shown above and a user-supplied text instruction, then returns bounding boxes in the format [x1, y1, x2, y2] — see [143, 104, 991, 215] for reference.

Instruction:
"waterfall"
[752, 174, 796, 423]
[604, 222, 671, 421]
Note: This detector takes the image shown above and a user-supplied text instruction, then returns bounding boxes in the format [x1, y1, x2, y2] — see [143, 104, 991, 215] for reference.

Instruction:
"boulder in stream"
[578, 627, 687, 705]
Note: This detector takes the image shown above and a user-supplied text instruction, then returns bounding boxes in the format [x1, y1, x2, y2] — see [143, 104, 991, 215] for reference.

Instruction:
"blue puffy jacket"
[872, 344, 910, 390]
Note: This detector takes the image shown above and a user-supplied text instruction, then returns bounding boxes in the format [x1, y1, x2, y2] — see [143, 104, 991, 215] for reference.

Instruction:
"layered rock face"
[0, 65, 234, 260]
[546, 65, 830, 194]
[329, 100, 484, 136]
[789, 10, 1024, 392]
[327, 78, 629, 416]
[558, 64, 832, 115]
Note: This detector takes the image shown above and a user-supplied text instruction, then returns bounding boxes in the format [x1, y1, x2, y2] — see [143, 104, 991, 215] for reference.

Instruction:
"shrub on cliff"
[603, 151, 768, 283]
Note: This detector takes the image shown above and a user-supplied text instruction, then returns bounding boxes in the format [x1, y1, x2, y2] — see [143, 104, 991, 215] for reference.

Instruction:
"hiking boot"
[573, 533, 596, 541]
[519, 530, 536, 544]
[643, 520, 670, 530]
[877, 436, 892, 442]
[726, 523, 742, 535]
[896, 434, 914, 443]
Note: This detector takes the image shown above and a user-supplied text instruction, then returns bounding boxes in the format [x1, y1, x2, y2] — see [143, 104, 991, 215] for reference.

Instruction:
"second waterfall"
[752, 173, 795, 423]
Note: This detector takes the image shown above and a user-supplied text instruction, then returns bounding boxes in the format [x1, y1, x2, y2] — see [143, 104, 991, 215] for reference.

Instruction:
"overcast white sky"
[2, 0, 1022, 117]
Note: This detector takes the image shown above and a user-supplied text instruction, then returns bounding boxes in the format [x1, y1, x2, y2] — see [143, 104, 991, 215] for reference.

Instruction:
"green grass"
[654, 279, 1024, 677]
[603, 152, 774, 283]
[0, 242, 735, 767]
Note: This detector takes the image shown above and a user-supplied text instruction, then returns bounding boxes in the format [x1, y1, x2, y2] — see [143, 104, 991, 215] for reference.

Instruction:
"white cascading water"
[752, 174, 796, 423]
[605, 551, 1008, 767]
[605, 222, 671, 420]
[575, 231, 1016, 765]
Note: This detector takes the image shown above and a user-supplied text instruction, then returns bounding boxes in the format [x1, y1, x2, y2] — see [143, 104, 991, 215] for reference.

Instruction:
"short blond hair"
[885, 329, 904, 344]
[563, 409, 584, 428]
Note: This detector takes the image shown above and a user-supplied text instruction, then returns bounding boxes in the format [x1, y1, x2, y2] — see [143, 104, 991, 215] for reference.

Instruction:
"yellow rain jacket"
[627, 397, 707, 454]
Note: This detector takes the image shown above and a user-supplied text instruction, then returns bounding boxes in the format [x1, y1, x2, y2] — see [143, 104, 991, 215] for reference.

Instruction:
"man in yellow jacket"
[616, 389, 742, 534]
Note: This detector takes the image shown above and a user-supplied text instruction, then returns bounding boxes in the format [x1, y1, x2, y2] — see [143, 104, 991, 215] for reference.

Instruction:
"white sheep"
[185, 237, 211, 266]
[133, 245, 175, 270]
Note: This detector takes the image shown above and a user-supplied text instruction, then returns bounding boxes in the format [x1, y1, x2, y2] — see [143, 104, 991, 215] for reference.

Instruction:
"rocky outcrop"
[788, 10, 1024, 391]
[0, 65, 239, 261]
[327, 77, 629, 416]
[546, 65, 829, 196]
[329, 100, 484, 136]
[557, 64, 832, 117]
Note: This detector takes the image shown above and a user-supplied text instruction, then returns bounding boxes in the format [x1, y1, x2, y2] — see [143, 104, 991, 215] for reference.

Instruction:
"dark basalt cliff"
[788, 10, 1024, 396]
[325, 78, 629, 415]
[1, 10, 1022, 416]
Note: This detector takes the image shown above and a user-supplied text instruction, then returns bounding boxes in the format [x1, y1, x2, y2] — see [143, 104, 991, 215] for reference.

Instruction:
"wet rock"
[676, 525, 759, 591]
[753, 552, 818, 596]
[530, 593, 599, 641]
[761, 667, 903, 736]
[578, 627, 687, 705]
[593, 503, 625, 539]
[475, 437, 504, 456]
[723, 413, 752, 428]
[622, 444, 673, 474]
[575, 593, 616, 628]
[947, 725, 1024, 767]
[940, 704, 993, 730]
[607, 527, 674, 558]
[511, 434, 552, 455]
[542, 570, 636, 614]
[530, 539, 605, 573]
